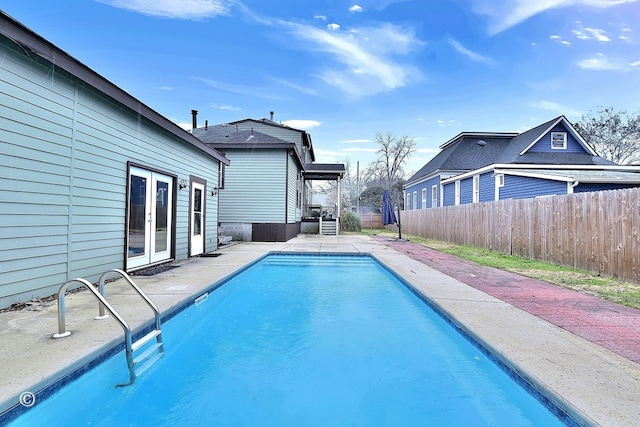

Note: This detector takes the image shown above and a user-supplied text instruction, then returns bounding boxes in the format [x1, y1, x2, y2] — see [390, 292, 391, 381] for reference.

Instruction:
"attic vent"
[477, 140, 487, 146]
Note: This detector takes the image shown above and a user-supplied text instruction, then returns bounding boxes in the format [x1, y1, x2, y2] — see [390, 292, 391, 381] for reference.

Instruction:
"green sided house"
[0, 12, 229, 309]
[192, 114, 346, 241]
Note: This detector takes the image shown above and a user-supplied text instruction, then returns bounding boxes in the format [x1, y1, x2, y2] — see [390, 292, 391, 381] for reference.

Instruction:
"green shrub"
[341, 212, 362, 232]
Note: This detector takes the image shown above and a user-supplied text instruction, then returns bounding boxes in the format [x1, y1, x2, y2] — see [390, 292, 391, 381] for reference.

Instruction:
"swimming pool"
[5, 253, 572, 426]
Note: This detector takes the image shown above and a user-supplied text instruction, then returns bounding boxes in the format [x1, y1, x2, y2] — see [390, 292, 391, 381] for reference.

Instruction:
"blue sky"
[2, 0, 640, 174]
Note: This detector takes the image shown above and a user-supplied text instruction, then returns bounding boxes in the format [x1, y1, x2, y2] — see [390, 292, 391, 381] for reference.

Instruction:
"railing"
[52, 271, 163, 385]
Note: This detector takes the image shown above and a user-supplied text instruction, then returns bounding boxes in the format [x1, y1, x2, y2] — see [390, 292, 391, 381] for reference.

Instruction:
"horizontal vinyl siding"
[460, 177, 473, 205]
[443, 183, 455, 206]
[287, 154, 299, 223]
[0, 36, 221, 307]
[479, 172, 495, 202]
[219, 149, 287, 223]
[528, 124, 584, 153]
[499, 175, 568, 200]
[574, 183, 640, 193]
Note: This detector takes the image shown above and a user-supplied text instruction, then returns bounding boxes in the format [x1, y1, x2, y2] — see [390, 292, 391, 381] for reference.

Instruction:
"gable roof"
[406, 134, 513, 184]
[0, 11, 229, 166]
[197, 118, 316, 162]
[494, 116, 600, 164]
[406, 116, 613, 186]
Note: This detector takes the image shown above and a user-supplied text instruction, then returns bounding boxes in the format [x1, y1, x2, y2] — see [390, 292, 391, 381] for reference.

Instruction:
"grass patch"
[360, 228, 640, 310]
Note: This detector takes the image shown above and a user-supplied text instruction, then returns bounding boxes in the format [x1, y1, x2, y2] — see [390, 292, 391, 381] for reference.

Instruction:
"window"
[413, 191, 417, 209]
[473, 175, 480, 203]
[431, 185, 438, 208]
[218, 160, 226, 189]
[454, 181, 460, 205]
[551, 132, 567, 149]
[421, 188, 427, 209]
[405, 192, 410, 209]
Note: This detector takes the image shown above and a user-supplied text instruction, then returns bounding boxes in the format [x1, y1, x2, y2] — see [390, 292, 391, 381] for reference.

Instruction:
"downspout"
[568, 180, 579, 194]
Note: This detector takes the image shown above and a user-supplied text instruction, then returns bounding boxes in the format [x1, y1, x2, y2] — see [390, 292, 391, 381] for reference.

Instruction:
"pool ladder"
[52, 269, 164, 386]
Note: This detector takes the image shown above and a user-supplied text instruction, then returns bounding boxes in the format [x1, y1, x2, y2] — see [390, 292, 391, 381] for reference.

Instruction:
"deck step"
[133, 341, 163, 365]
[131, 329, 162, 352]
[134, 349, 163, 376]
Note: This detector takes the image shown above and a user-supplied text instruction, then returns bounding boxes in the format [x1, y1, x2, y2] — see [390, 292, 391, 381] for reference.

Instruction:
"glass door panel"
[190, 181, 205, 256]
[128, 167, 173, 269]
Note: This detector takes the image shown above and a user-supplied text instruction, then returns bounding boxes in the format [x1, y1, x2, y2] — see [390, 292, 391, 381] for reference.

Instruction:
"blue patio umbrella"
[381, 189, 397, 225]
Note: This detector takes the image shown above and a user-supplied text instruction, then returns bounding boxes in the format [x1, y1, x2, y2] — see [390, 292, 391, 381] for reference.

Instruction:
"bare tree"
[317, 158, 359, 212]
[574, 107, 640, 165]
[365, 132, 416, 191]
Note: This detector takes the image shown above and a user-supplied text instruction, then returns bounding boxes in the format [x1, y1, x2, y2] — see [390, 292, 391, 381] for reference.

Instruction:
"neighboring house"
[404, 116, 640, 209]
[192, 114, 345, 241]
[0, 12, 229, 309]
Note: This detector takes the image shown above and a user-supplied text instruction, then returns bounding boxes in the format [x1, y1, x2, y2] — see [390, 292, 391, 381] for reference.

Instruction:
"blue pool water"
[8, 254, 569, 426]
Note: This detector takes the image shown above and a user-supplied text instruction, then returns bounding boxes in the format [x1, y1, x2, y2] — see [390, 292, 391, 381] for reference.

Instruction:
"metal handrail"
[52, 278, 135, 381]
[97, 269, 162, 331]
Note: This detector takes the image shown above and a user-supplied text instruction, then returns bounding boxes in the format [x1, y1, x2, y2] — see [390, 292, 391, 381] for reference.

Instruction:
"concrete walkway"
[1, 235, 640, 426]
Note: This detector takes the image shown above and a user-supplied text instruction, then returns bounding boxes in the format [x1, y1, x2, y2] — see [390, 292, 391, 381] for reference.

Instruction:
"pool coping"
[2, 235, 639, 426]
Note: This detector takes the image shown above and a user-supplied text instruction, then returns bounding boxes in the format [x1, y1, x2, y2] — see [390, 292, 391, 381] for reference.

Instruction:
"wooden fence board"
[397, 188, 640, 282]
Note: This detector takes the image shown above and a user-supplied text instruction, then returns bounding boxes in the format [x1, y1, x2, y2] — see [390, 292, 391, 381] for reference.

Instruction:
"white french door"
[190, 180, 205, 256]
[127, 166, 174, 269]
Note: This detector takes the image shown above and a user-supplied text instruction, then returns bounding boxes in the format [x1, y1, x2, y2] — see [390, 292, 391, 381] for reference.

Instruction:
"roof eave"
[1, 11, 229, 166]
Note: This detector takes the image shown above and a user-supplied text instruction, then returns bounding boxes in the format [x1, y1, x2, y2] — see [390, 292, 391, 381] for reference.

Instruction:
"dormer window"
[551, 132, 567, 149]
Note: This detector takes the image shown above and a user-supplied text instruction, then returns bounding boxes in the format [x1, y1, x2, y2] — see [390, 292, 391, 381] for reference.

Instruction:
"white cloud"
[550, 35, 572, 46]
[192, 77, 282, 100]
[98, 0, 231, 20]
[629, 60, 640, 67]
[340, 139, 372, 143]
[343, 147, 379, 153]
[530, 100, 582, 117]
[327, 23, 340, 31]
[156, 86, 173, 91]
[211, 104, 242, 112]
[572, 27, 611, 42]
[577, 53, 628, 71]
[466, 0, 640, 35]
[447, 38, 494, 64]
[314, 15, 327, 21]
[349, 5, 364, 13]
[284, 22, 423, 97]
[272, 78, 318, 96]
[281, 119, 322, 130]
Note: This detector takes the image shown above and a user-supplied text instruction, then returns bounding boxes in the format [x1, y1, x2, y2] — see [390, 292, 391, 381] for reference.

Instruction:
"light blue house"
[192, 114, 345, 241]
[0, 12, 229, 308]
[404, 116, 640, 209]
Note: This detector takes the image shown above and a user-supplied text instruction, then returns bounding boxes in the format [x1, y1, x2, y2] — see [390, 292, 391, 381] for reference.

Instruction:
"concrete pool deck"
[1, 234, 639, 426]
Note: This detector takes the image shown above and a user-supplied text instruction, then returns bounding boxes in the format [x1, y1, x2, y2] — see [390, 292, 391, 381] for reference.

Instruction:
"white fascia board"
[440, 165, 499, 184]
[519, 116, 597, 156]
[494, 169, 574, 183]
[518, 117, 563, 155]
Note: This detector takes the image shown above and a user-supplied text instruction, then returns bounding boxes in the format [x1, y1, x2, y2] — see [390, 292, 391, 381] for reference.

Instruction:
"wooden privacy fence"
[394, 188, 640, 283]
[359, 213, 383, 229]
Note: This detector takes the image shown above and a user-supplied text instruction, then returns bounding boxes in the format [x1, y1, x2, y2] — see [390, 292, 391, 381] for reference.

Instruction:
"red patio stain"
[373, 236, 640, 365]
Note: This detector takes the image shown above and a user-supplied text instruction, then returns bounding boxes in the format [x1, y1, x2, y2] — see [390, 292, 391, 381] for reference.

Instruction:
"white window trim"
[421, 188, 427, 209]
[431, 185, 437, 208]
[406, 192, 410, 210]
[472, 175, 480, 203]
[454, 181, 460, 205]
[551, 132, 567, 150]
[495, 174, 504, 201]
[413, 191, 417, 209]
